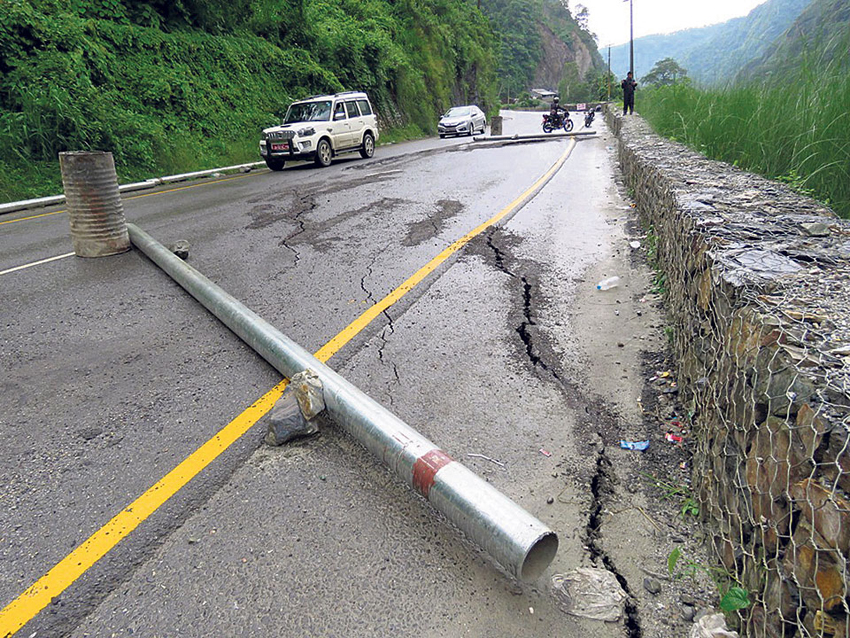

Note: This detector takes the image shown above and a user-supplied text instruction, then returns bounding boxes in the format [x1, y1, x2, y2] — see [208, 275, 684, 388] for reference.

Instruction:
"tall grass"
[638, 38, 850, 219]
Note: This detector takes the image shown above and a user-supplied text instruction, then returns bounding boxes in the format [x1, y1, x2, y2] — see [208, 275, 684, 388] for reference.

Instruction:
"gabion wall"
[607, 111, 850, 637]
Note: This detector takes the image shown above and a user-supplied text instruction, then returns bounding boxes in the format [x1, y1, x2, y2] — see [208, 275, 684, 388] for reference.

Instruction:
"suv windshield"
[284, 100, 332, 124]
[445, 107, 471, 117]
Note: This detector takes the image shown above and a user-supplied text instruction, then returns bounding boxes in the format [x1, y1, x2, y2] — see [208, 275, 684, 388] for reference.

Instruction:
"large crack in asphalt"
[483, 228, 642, 638]
[359, 253, 400, 403]
[587, 443, 642, 638]
[277, 193, 315, 266]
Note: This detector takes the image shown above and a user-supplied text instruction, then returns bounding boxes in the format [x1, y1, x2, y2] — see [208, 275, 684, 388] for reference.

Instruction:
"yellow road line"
[0, 252, 75, 277]
[0, 383, 286, 638]
[124, 172, 261, 202]
[315, 138, 576, 361]
[0, 139, 575, 637]
[0, 172, 262, 227]
[0, 209, 65, 225]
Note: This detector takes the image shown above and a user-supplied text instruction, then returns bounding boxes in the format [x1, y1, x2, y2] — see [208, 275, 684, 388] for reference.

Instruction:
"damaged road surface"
[1, 112, 668, 637]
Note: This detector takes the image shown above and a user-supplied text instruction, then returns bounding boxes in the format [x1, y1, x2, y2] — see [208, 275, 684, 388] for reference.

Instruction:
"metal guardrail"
[0, 161, 266, 216]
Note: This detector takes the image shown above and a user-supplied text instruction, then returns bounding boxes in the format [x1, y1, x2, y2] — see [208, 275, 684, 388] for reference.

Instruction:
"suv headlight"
[298, 127, 315, 137]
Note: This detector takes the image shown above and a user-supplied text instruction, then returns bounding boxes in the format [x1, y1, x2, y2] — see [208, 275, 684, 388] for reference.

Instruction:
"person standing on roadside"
[621, 71, 637, 115]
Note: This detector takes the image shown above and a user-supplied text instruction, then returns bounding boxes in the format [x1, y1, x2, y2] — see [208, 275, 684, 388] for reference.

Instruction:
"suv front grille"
[267, 130, 296, 140]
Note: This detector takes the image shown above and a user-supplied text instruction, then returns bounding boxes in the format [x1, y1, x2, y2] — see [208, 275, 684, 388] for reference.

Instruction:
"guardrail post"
[490, 116, 503, 136]
[59, 151, 130, 258]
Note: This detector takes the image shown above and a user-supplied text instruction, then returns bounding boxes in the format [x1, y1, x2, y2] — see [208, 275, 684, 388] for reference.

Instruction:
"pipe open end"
[519, 531, 559, 582]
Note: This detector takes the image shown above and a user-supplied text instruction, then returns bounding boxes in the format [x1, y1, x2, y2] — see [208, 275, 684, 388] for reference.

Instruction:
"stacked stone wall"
[606, 109, 850, 637]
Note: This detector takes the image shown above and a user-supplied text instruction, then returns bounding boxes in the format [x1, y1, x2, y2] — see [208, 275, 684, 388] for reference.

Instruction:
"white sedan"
[438, 105, 486, 138]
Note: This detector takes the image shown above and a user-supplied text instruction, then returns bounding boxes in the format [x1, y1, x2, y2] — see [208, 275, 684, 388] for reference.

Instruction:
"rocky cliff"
[480, 0, 604, 99]
[532, 23, 596, 89]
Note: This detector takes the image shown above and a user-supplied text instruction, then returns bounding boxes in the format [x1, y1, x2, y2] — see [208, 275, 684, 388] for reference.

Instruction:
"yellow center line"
[0, 139, 575, 638]
[0, 172, 264, 227]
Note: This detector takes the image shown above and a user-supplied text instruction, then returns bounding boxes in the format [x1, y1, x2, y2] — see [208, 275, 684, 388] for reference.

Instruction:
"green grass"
[0, 0, 498, 204]
[638, 48, 850, 219]
[0, 121, 430, 202]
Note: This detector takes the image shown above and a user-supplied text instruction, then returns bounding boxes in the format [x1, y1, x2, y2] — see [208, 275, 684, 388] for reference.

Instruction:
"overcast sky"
[576, 0, 770, 46]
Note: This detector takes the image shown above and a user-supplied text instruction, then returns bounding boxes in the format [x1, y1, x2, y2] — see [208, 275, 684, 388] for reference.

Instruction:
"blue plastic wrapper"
[619, 440, 650, 451]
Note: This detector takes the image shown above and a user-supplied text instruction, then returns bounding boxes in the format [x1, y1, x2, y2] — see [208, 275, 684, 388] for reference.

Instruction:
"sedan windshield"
[444, 107, 471, 117]
[284, 101, 332, 124]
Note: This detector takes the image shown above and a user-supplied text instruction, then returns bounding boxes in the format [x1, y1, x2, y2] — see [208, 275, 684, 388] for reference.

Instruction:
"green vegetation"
[643, 472, 698, 519]
[0, 0, 498, 202]
[738, 0, 849, 81]
[607, 0, 812, 84]
[638, 48, 850, 218]
[668, 547, 752, 617]
[480, 0, 603, 102]
[642, 58, 688, 87]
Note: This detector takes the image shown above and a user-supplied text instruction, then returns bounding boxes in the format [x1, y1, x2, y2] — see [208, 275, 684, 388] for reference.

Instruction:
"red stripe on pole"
[412, 449, 453, 498]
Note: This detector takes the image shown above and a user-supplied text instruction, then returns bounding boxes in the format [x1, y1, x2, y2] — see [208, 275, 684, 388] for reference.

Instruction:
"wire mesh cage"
[610, 112, 850, 637]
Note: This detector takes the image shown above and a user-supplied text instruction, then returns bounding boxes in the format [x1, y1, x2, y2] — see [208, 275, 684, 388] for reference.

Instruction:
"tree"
[643, 57, 689, 86]
[574, 4, 590, 33]
[592, 70, 617, 100]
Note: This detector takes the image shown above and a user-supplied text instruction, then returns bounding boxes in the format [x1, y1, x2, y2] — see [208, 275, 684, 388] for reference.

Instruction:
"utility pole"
[607, 45, 611, 101]
[629, 0, 634, 76]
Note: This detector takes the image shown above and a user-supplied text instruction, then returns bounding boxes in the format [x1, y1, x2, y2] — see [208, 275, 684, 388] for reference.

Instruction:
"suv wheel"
[315, 139, 333, 167]
[265, 157, 286, 171]
[359, 132, 375, 159]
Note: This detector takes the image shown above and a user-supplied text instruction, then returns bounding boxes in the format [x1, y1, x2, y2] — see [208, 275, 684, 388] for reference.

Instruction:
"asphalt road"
[1, 112, 668, 637]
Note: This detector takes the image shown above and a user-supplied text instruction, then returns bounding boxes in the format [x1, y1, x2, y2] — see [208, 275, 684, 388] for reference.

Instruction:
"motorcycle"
[584, 109, 595, 128]
[542, 111, 574, 133]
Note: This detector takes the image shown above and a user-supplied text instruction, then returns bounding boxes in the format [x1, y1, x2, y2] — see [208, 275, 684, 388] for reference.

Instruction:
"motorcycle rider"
[549, 96, 567, 126]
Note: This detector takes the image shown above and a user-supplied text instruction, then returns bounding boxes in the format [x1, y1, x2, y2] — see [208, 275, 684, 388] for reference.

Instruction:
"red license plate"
[271, 142, 289, 151]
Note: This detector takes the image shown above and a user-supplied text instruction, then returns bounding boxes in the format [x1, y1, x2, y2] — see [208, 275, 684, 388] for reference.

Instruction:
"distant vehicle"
[259, 91, 379, 171]
[438, 105, 486, 138]
[584, 109, 595, 128]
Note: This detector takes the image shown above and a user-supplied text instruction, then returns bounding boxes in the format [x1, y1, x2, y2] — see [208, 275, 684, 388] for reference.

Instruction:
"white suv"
[259, 91, 379, 171]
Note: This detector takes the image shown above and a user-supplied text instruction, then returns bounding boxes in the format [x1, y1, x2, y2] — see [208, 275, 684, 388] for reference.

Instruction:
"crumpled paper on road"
[551, 568, 626, 622]
[689, 613, 739, 638]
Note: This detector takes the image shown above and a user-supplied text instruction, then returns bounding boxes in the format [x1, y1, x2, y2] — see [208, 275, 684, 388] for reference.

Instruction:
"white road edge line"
[0, 252, 75, 276]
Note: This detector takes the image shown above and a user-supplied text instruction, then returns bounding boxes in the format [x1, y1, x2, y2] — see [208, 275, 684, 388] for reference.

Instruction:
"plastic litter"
[665, 433, 683, 444]
[539, 448, 552, 457]
[551, 568, 627, 622]
[596, 276, 620, 291]
[620, 440, 650, 451]
[689, 612, 739, 638]
[629, 240, 641, 249]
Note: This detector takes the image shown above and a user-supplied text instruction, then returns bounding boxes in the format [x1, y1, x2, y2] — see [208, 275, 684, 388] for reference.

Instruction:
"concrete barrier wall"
[607, 109, 850, 636]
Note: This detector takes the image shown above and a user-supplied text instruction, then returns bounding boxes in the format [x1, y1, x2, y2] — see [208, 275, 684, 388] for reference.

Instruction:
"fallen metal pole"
[127, 223, 558, 581]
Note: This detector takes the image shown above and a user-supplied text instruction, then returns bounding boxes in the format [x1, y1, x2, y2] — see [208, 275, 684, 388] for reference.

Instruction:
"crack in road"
[485, 229, 642, 638]
[277, 193, 315, 266]
[586, 440, 642, 638]
[485, 232, 562, 386]
[360, 254, 400, 402]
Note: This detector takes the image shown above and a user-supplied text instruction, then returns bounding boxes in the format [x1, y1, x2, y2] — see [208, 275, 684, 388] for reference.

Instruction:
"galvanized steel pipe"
[127, 223, 558, 581]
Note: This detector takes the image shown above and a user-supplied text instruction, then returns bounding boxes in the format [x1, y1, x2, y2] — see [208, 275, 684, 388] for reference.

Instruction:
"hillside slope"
[480, 0, 604, 99]
[737, 0, 850, 79]
[609, 0, 812, 84]
[0, 0, 497, 201]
